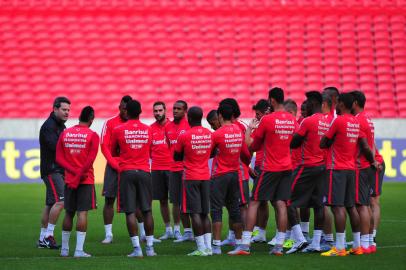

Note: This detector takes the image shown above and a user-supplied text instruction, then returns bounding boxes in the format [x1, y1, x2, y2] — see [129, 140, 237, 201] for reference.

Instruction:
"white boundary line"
[1, 245, 406, 260]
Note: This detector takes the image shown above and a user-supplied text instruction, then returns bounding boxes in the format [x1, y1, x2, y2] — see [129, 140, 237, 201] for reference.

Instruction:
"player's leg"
[43, 173, 65, 249]
[349, 170, 363, 254]
[74, 211, 90, 257]
[101, 165, 117, 244]
[119, 170, 143, 257]
[210, 176, 226, 254]
[370, 162, 384, 249]
[300, 208, 311, 241]
[321, 170, 347, 256]
[38, 204, 51, 248]
[201, 181, 212, 255]
[61, 210, 75, 257]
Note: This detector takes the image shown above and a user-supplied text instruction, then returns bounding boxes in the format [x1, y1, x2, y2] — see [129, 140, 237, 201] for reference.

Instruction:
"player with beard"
[150, 101, 177, 240]
[165, 100, 193, 242]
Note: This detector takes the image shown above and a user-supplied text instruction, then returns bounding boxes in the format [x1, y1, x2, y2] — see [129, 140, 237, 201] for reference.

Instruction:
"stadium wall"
[1, 118, 406, 183]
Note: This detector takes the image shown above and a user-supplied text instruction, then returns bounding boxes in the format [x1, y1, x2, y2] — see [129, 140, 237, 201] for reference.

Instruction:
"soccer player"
[111, 100, 157, 257]
[350, 90, 379, 253]
[320, 93, 375, 257]
[206, 109, 221, 131]
[100, 95, 136, 243]
[218, 98, 252, 247]
[371, 148, 385, 248]
[287, 91, 329, 254]
[174, 106, 213, 256]
[150, 101, 175, 239]
[56, 106, 99, 257]
[165, 100, 193, 242]
[322, 86, 340, 117]
[251, 99, 271, 244]
[238, 87, 296, 255]
[38, 96, 71, 249]
[210, 104, 244, 255]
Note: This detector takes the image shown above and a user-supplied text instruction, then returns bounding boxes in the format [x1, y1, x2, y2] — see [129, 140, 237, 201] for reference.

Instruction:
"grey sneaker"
[173, 231, 183, 241]
[220, 238, 236, 246]
[301, 245, 321, 253]
[60, 248, 69, 257]
[73, 250, 91, 258]
[159, 231, 174, 240]
[212, 245, 222, 255]
[303, 232, 312, 243]
[251, 235, 267, 243]
[174, 232, 194, 243]
[127, 247, 143, 258]
[101, 235, 113, 244]
[269, 244, 284, 256]
[320, 240, 334, 252]
[146, 246, 157, 256]
[268, 236, 277, 246]
[286, 241, 309, 254]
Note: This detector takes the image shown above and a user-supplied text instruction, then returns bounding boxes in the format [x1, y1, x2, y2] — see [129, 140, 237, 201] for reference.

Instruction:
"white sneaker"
[159, 231, 174, 240]
[127, 247, 143, 258]
[74, 250, 91, 258]
[286, 241, 309, 254]
[174, 232, 194, 243]
[174, 230, 183, 240]
[212, 245, 222, 255]
[251, 235, 267, 243]
[146, 246, 157, 256]
[220, 238, 236, 246]
[60, 248, 69, 257]
[101, 235, 113, 244]
[268, 236, 277, 246]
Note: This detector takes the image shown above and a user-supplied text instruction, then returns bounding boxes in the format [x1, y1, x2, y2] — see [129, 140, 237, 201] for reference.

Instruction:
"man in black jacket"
[37, 97, 71, 249]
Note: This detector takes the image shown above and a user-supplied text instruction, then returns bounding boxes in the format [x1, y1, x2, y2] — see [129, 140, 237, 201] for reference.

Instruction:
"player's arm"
[173, 134, 184, 161]
[290, 134, 305, 149]
[247, 118, 264, 152]
[106, 129, 120, 171]
[291, 119, 307, 149]
[320, 118, 338, 149]
[244, 118, 259, 147]
[78, 133, 100, 176]
[100, 121, 119, 169]
[55, 135, 78, 174]
[358, 137, 375, 165]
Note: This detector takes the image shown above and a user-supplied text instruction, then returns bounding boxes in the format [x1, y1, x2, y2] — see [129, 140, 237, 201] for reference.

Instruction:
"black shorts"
[355, 167, 374, 206]
[64, 184, 97, 212]
[251, 170, 293, 202]
[253, 166, 262, 186]
[371, 162, 385, 197]
[238, 180, 250, 206]
[102, 164, 118, 198]
[152, 170, 171, 200]
[42, 173, 65, 205]
[326, 170, 355, 207]
[169, 171, 183, 204]
[118, 170, 152, 213]
[182, 180, 210, 215]
[210, 172, 241, 223]
[289, 165, 326, 208]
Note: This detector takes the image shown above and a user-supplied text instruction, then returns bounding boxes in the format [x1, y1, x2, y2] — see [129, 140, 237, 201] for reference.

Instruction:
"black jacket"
[39, 112, 66, 178]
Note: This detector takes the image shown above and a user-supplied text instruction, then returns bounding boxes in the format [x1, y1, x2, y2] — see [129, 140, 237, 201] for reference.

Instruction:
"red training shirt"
[150, 119, 172, 171]
[56, 125, 99, 189]
[100, 115, 126, 170]
[175, 126, 213, 180]
[165, 117, 190, 172]
[355, 111, 375, 169]
[291, 116, 304, 169]
[234, 119, 252, 181]
[295, 113, 330, 167]
[324, 113, 365, 170]
[211, 123, 243, 177]
[111, 119, 151, 172]
[251, 111, 297, 172]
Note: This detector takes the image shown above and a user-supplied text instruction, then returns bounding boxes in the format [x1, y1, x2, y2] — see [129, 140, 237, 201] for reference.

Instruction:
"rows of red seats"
[0, 10, 405, 118]
[0, 0, 405, 9]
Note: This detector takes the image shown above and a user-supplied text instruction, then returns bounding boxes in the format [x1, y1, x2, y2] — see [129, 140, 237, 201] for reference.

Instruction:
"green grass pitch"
[1, 183, 405, 270]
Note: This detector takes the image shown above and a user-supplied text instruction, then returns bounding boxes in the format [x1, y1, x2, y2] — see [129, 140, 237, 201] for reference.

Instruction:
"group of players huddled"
[37, 86, 385, 258]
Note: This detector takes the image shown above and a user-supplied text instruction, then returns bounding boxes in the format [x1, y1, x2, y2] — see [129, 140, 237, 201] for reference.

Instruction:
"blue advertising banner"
[0, 139, 405, 183]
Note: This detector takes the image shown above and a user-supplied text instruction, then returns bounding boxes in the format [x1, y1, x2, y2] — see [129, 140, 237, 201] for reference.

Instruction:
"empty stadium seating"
[0, 1, 405, 118]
